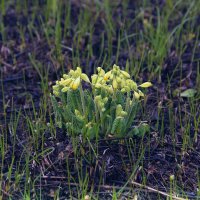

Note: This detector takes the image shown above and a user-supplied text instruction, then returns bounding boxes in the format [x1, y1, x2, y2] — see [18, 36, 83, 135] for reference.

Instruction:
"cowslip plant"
[51, 64, 152, 140]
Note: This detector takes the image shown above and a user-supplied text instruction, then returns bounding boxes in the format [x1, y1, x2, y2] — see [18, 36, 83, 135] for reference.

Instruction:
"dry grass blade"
[131, 181, 187, 200]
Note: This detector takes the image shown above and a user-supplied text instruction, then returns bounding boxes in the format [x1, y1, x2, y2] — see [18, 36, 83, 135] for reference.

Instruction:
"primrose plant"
[51, 64, 152, 140]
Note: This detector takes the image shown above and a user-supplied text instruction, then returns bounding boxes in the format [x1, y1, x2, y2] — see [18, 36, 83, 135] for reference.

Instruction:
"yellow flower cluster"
[51, 64, 152, 139]
[94, 95, 108, 112]
[92, 64, 152, 99]
[116, 104, 127, 117]
[53, 67, 90, 96]
[52, 64, 152, 100]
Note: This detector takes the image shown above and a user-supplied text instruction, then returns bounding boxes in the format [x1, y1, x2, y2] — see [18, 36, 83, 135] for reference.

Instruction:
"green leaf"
[180, 89, 197, 98]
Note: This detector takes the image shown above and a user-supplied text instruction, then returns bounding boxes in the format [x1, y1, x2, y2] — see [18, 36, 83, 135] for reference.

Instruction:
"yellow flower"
[124, 86, 131, 92]
[120, 79, 126, 88]
[63, 74, 69, 79]
[91, 74, 98, 84]
[94, 83, 102, 88]
[52, 85, 59, 90]
[131, 81, 138, 91]
[112, 79, 118, 89]
[121, 88, 126, 93]
[97, 67, 105, 76]
[53, 91, 59, 96]
[116, 104, 127, 117]
[104, 71, 111, 81]
[107, 86, 114, 94]
[75, 109, 84, 120]
[71, 77, 81, 90]
[116, 104, 123, 117]
[53, 85, 60, 96]
[103, 97, 108, 103]
[120, 111, 127, 117]
[76, 67, 82, 75]
[116, 76, 122, 83]
[138, 90, 144, 97]
[120, 70, 130, 79]
[60, 78, 72, 86]
[81, 73, 90, 83]
[170, 175, 175, 181]
[69, 69, 75, 77]
[134, 91, 140, 99]
[61, 87, 69, 92]
[139, 82, 152, 88]
[94, 95, 101, 102]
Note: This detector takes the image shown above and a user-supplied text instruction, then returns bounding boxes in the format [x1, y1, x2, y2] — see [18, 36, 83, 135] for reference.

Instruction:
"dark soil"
[0, 1, 199, 199]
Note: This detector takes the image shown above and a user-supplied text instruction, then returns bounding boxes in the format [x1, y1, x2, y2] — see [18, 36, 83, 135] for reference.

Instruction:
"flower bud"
[121, 70, 130, 79]
[69, 69, 75, 76]
[101, 107, 106, 112]
[91, 74, 98, 83]
[121, 88, 126, 93]
[112, 79, 118, 89]
[113, 64, 120, 71]
[85, 122, 92, 128]
[94, 95, 101, 102]
[94, 83, 102, 88]
[53, 85, 60, 96]
[139, 82, 152, 88]
[124, 86, 131, 92]
[61, 87, 69, 92]
[53, 85, 59, 90]
[120, 79, 126, 88]
[63, 74, 69, 79]
[120, 111, 127, 117]
[104, 71, 111, 81]
[138, 90, 144, 97]
[126, 79, 131, 85]
[76, 67, 82, 75]
[75, 109, 81, 116]
[103, 97, 108, 103]
[107, 86, 114, 94]
[134, 91, 140, 99]
[84, 195, 90, 200]
[110, 73, 114, 80]
[116, 76, 122, 83]
[71, 77, 81, 90]
[170, 175, 175, 181]
[97, 67, 105, 76]
[60, 78, 72, 86]
[130, 80, 138, 91]
[99, 102, 104, 109]
[53, 91, 59, 96]
[116, 104, 123, 117]
[81, 73, 90, 83]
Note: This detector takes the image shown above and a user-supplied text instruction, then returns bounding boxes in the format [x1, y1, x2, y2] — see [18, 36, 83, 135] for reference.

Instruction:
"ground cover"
[0, 0, 200, 199]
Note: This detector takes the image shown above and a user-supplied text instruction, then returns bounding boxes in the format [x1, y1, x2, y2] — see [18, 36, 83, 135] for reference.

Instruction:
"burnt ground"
[0, 1, 200, 199]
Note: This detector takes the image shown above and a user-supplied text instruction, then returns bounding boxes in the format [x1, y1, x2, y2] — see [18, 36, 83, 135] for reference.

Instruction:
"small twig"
[7, 175, 192, 199]
[131, 181, 187, 200]
[61, 44, 73, 52]
[38, 176, 131, 191]
[38, 177, 188, 199]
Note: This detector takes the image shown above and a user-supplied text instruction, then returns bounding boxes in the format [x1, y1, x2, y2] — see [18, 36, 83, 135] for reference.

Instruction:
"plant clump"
[51, 64, 152, 140]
